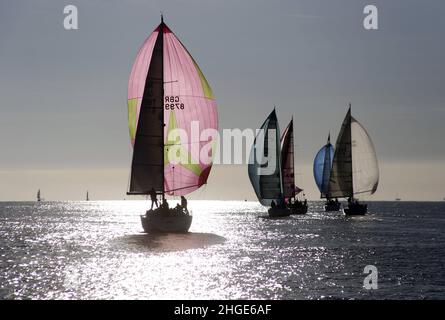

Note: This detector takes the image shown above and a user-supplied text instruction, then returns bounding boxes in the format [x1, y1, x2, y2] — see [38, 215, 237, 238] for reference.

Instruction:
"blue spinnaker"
[313, 142, 334, 197]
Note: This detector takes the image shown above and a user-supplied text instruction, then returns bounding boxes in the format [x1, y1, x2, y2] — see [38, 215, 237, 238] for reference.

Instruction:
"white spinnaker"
[351, 117, 379, 198]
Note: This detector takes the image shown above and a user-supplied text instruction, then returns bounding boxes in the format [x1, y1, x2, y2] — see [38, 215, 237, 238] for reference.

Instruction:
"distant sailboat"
[313, 134, 341, 211]
[281, 118, 307, 214]
[248, 109, 290, 217]
[37, 189, 41, 202]
[329, 104, 379, 215]
[126, 16, 218, 232]
[86, 191, 89, 201]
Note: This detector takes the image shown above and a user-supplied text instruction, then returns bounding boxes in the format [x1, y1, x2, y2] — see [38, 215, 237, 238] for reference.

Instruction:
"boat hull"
[325, 201, 341, 212]
[268, 207, 291, 218]
[289, 204, 308, 215]
[344, 203, 368, 216]
[140, 207, 192, 233]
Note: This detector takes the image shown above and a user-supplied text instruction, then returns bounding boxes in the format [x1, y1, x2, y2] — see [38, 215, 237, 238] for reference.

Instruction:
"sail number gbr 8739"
[165, 96, 185, 110]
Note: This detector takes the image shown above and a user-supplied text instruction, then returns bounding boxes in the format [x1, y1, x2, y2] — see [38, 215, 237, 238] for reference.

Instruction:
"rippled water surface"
[1, 201, 444, 299]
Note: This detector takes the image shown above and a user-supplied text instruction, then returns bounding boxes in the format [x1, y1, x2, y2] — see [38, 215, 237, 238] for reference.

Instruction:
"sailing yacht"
[37, 189, 41, 202]
[126, 17, 218, 233]
[329, 104, 379, 215]
[86, 191, 89, 201]
[248, 109, 291, 217]
[281, 119, 307, 214]
[313, 134, 341, 211]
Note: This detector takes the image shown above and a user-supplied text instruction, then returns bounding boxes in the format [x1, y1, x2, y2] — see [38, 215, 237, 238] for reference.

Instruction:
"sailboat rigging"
[248, 109, 290, 217]
[329, 104, 379, 215]
[313, 134, 340, 211]
[127, 16, 218, 232]
[281, 118, 307, 214]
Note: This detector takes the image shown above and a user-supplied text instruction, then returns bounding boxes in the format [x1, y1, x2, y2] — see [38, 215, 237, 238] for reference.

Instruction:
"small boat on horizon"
[126, 16, 218, 233]
[86, 191, 89, 201]
[36, 189, 44, 202]
[248, 108, 291, 218]
[328, 104, 379, 215]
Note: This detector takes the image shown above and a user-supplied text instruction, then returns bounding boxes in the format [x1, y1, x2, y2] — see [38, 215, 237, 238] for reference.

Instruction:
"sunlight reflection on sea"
[1, 201, 444, 299]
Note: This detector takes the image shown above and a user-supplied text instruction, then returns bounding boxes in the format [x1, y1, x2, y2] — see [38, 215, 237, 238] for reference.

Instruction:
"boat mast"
[348, 102, 353, 198]
[288, 117, 296, 198]
[160, 14, 165, 202]
[290, 116, 295, 194]
[326, 132, 330, 198]
[275, 108, 284, 199]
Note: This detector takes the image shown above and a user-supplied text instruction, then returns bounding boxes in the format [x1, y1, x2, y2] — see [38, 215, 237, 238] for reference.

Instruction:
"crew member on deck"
[161, 198, 169, 209]
[181, 196, 188, 210]
[149, 187, 158, 210]
[290, 184, 296, 204]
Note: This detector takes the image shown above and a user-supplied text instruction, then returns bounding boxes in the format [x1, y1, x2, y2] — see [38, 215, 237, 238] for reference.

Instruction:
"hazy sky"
[0, 0, 444, 201]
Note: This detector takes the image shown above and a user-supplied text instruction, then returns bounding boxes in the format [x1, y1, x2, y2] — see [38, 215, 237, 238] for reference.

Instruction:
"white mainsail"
[329, 106, 379, 200]
[351, 117, 379, 198]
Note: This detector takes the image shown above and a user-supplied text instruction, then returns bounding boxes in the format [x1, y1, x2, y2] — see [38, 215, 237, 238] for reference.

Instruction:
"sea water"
[0, 201, 444, 299]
